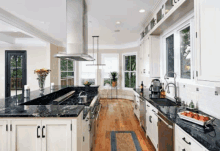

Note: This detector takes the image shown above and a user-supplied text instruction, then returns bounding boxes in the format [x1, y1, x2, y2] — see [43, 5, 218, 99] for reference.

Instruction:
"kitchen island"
[0, 85, 99, 151]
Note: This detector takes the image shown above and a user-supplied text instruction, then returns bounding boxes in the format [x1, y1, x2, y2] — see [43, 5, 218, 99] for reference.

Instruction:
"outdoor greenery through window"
[166, 34, 175, 77]
[124, 55, 136, 88]
[180, 26, 191, 79]
[60, 59, 74, 86]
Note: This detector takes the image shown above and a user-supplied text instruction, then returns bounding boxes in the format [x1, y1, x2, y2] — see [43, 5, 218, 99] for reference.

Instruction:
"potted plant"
[84, 81, 91, 87]
[110, 72, 118, 87]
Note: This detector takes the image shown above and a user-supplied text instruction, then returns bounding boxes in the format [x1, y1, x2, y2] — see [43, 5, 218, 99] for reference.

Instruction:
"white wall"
[0, 46, 50, 98]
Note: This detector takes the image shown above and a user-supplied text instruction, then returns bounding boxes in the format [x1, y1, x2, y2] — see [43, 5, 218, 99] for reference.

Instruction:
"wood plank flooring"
[93, 98, 156, 151]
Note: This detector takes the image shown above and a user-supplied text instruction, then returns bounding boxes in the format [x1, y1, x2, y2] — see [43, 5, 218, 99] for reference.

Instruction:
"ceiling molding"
[0, 7, 64, 47]
[0, 33, 15, 44]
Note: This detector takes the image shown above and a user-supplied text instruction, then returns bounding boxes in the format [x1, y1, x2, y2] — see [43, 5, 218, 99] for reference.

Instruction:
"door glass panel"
[166, 34, 175, 77]
[10, 55, 17, 96]
[17, 55, 23, 95]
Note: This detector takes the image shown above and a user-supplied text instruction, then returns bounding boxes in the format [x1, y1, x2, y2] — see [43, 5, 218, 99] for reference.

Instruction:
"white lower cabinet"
[11, 120, 42, 151]
[0, 117, 81, 151]
[41, 120, 72, 151]
[175, 124, 208, 151]
[0, 120, 8, 151]
[82, 113, 90, 151]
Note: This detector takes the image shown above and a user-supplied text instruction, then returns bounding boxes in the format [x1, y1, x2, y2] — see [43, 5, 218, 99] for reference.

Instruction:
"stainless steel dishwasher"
[139, 96, 146, 131]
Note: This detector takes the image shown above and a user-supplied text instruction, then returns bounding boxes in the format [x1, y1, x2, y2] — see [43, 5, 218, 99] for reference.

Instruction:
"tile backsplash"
[165, 81, 220, 119]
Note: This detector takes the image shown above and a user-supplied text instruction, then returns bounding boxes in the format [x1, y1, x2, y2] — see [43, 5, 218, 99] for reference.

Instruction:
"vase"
[37, 74, 47, 92]
[112, 81, 117, 87]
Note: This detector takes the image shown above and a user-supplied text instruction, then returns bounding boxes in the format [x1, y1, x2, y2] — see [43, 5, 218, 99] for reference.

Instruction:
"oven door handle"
[95, 104, 102, 120]
[154, 113, 173, 129]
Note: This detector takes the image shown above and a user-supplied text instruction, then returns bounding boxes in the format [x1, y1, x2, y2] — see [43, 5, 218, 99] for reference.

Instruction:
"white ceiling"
[0, 0, 159, 48]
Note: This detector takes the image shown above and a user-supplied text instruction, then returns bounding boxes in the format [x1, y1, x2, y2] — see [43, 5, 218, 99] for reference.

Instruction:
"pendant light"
[86, 36, 105, 67]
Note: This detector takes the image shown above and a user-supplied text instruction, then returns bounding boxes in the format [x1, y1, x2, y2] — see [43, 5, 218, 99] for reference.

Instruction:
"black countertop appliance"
[149, 79, 162, 98]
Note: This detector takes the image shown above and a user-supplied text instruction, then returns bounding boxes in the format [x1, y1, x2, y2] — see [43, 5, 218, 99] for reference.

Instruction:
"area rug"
[111, 131, 142, 151]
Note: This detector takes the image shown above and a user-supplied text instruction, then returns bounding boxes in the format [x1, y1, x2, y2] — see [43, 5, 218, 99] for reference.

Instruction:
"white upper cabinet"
[140, 36, 160, 78]
[196, 0, 220, 82]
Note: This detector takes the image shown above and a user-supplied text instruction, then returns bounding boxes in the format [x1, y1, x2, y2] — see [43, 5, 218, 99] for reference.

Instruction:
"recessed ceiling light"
[139, 9, 145, 13]
[116, 21, 121, 24]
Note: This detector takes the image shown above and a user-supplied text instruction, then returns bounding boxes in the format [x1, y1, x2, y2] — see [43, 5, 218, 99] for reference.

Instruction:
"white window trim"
[161, 13, 195, 85]
[122, 52, 138, 90]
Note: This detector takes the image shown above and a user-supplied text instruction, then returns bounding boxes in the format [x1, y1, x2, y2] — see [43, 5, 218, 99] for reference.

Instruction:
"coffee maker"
[149, 79, 162, 98]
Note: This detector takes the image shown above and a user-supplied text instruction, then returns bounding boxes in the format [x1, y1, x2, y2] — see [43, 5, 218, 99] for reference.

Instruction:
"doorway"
[5, 51, 27, 98]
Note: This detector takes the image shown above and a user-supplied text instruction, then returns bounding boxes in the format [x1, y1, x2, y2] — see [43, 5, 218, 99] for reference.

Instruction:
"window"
[166, 34, 175, 77]
[60, 59, 74, 86]
[180, 26, 191, 79]
[123, 54, 136, 88]
[101, 54, 119, 86]
[79, 53, 97, 85]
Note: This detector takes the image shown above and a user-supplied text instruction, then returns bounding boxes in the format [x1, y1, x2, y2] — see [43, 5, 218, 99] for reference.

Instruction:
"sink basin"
[150, 98, 177, 106]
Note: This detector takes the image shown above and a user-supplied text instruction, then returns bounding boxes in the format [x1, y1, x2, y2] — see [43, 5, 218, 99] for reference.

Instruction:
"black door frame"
[5, 50, 27, 98]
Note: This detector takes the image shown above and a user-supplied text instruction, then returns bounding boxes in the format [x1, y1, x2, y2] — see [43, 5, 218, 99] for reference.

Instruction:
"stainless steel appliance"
[140, 96, 146, 131]
[149, 79, 162, 98]
[78, 91, 88, 104]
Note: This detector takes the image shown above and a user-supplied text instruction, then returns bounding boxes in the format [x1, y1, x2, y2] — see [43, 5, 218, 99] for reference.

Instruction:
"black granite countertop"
[0, 86, 99, 118]
[134, 88, 220, 151]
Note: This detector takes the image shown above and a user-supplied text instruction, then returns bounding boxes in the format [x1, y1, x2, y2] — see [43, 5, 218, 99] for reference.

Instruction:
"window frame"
[101, 53, 119, 89]
[122, 52, 138, 90]
[59, 58, 75, 86]
[162, 16, 195, 84]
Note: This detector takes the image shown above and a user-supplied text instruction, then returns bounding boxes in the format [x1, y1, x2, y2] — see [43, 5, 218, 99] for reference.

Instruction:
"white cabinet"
[0, 117, 82, 151]
[11, 120, 42, 151]
[82, 113, 90, 151]
[175, 124, 208, 151]
[41, 120, 72, 151]
[195, 0, 220, 82]
[133, 91, 140, 121]
[0, 120, 8, 151]
[139, 36, 160, 79]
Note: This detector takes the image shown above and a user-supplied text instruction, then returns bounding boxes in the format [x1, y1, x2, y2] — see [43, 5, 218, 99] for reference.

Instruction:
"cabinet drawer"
[175, 125, 205, 151]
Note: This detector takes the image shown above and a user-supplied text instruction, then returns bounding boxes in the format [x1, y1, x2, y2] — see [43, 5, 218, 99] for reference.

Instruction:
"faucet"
[165, 82, 181, 105]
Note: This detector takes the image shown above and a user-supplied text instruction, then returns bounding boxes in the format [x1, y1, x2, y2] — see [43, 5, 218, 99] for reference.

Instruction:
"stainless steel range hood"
[54, 0, 94, 61]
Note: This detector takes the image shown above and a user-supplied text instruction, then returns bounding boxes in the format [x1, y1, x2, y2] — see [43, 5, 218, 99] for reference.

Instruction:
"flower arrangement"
[84, 81, 91, 87]
[34, 68, 51, 91]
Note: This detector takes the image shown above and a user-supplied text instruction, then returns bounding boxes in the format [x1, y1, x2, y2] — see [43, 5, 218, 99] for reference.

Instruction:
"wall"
[0, 46, 50, 98]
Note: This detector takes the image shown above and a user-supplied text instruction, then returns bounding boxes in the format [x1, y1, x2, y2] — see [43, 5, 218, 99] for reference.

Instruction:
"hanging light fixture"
[86, 36, 105, 67]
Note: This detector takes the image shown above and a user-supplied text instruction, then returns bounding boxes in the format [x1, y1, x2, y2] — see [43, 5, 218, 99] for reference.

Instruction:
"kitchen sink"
[150, 98, 177, 106]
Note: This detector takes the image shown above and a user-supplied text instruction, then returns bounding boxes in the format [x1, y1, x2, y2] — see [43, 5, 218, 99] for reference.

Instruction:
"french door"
[5, 51, 27, 98]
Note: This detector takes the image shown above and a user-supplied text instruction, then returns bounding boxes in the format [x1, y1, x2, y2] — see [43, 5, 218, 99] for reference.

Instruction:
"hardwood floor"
[93, 98, 156, 151]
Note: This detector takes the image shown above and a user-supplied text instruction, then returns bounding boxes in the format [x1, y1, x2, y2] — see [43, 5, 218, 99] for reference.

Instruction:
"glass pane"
[60, 59, 67, 71]
[125, 56, 131, 71]
[61, 72, 67, 79]
[10, 55, 16, 96]
[130, 72, 136, 88]
[61, 79, 67, 86]
[68, 60, 74, 71]
[166, 34, 175, 77]
[124, 72, 130, 87]
[104, 78, 111, 86]
[180, 26, 191, 79]
[131, 55, 136, 71]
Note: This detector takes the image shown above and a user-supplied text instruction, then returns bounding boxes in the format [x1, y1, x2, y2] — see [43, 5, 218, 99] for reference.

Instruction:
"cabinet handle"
[6, 124, 8, 131]
[182, 137, 191, 145]
[89, 124, 91, 131]
[154, 113, 173, 129]
[149, 116, 152, 123]
[182, 149, 185, 151]
[42, 126, 45, 138]
[37, 126, 40, 138]
[147, 105, 150, 107]
[152, 109, 155, 112]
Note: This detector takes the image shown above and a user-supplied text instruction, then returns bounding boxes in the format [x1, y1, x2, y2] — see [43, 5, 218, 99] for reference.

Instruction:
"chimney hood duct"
[54, 0, 94, 61]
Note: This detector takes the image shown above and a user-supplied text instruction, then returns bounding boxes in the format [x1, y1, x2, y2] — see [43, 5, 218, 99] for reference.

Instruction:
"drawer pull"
[147, 105, 150, 107]
[152, 109, 155, 112]
[182, 137, 191, 145]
